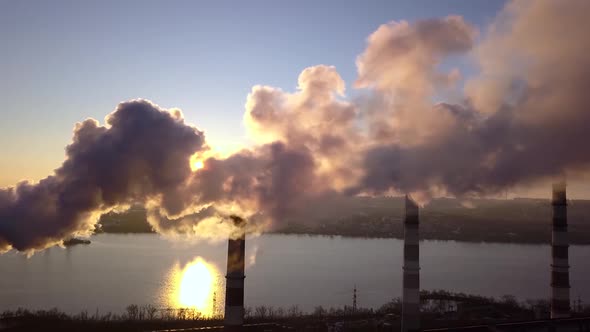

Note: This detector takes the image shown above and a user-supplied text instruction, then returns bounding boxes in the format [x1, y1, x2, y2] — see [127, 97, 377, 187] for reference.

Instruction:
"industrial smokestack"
[224, 216, 246, 331]
[402, 195, 420, 332]
[551, 182, 571, 318]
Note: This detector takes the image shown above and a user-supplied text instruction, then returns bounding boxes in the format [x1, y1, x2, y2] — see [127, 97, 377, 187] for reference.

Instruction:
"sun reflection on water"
[162, 257, 223, 317]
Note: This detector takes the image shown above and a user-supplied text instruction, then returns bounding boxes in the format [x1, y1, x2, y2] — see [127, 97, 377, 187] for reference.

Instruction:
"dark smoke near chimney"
[2, 0, 590, 253]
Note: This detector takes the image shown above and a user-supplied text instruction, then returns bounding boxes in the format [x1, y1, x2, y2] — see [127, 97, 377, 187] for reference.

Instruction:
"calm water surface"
[0, 234, 588, 314]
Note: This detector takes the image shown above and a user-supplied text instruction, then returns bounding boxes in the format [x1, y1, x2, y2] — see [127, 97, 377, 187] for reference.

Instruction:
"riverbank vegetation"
[2, 290, 590, 331]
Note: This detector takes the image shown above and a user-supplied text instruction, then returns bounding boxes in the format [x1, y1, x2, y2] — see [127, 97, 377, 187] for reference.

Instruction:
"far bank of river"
[97, 199, 590, 244]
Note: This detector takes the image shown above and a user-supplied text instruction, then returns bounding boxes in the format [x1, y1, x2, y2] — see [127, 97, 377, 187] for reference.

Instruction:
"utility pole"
[353, 285, 357, 313]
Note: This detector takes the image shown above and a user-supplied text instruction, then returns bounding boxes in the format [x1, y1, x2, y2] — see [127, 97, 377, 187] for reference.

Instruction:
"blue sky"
[0, 0, 507, 186]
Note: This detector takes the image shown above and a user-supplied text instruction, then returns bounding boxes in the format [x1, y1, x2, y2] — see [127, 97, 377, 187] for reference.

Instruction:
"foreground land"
[97, 197, 590, 244]
[2, 290, 590, 331]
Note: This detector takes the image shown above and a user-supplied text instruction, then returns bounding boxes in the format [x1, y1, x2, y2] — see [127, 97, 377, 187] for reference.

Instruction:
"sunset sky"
[0, 0, 505, 187]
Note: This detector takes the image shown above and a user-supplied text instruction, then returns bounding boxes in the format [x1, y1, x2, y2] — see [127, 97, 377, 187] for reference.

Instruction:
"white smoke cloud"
[356, 16, 477, 147]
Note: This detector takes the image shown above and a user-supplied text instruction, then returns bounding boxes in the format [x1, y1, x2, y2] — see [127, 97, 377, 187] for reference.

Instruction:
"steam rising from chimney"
[2, 0, 590, 253]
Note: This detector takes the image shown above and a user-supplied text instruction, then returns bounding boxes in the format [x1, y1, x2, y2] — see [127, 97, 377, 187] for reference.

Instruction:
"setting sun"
[189, 153, 206, 172]
[193, 160, 204, 171]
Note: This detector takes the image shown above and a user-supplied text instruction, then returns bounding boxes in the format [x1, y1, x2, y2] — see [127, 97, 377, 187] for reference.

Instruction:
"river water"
[0, 234, 588, 315]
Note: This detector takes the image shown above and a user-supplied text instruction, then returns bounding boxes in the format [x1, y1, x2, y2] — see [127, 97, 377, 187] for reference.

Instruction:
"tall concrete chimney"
[224, 216, 246, 331]
[402, 195, 420, 332]
[551, 182, 570, 318]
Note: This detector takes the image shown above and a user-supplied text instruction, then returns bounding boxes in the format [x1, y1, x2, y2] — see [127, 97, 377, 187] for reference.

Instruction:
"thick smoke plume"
[2, 0, 590, 252]
[0, 100, 207, 252]
[356, 0, 590, 199]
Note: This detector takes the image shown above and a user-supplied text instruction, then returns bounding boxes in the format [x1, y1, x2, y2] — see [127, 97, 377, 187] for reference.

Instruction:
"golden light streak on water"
[162, 257, 223, 317]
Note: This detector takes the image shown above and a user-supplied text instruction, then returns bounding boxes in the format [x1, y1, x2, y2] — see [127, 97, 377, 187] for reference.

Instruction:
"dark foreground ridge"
[97, 197, 590, 244]
[2, 291, 590, 331]
[151, 318, 590, 332]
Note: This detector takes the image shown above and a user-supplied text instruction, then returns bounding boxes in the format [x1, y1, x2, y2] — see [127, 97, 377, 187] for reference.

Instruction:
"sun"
[193, 160, 204, 171]
[190, 153, 206, 172]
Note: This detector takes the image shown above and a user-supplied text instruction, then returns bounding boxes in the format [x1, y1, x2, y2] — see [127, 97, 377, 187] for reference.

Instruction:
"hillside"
[96, 197, 590, 244]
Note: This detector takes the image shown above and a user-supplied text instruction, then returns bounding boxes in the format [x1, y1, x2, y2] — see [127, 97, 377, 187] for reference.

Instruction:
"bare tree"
[276, 307, 285, 318]
[288, 305, 302, 318]
[254, 305, 268, 320]
[244, 306, 253, 319]
[126, 304, 139, 320]
[313, 306, 327, 318]
[140, 304, 157, 320]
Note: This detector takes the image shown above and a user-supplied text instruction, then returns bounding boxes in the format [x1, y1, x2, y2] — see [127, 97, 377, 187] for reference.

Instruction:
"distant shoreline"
[93, 229, 590, 246]
[96, 197, 590, 245]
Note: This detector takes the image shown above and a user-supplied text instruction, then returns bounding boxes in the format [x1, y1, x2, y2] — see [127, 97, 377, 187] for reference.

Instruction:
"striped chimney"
[551, 182, 570, 318]
[224, 216, 246, 331]
[402, 195, 420, 332]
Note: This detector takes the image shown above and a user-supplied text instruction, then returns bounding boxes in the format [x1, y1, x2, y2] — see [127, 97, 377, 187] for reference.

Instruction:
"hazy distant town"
[97, 196, 590, 244]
